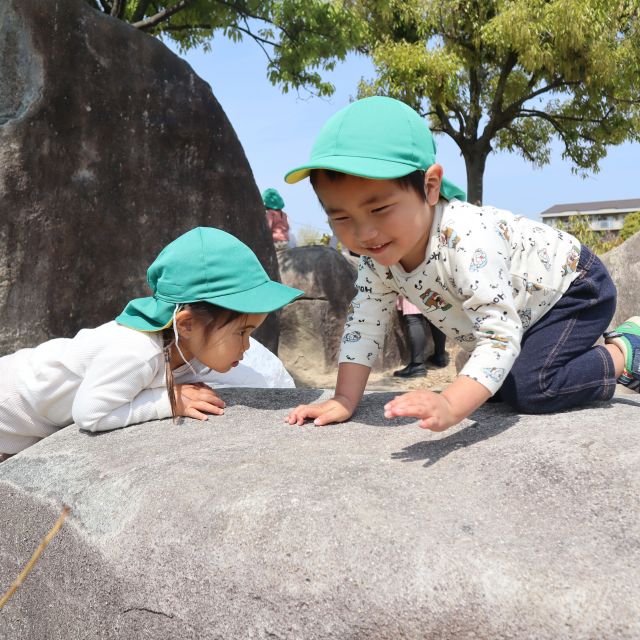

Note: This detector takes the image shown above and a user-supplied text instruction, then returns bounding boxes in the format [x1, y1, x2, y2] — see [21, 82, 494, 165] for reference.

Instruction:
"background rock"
[0, 0, 279, 354]
[1, 389, 638, 639]
[277, 246, 409, 382]
[601, 231, 640, 330]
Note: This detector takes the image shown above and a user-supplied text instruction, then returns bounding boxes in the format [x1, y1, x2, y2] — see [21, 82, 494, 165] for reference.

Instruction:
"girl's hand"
[174, 382, 226, 420]
[286, 397, 354, 426]
[383, 390, 457, 431]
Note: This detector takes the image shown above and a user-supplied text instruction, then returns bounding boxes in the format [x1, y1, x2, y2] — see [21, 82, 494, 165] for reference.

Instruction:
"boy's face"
[315, 169, 440, 272]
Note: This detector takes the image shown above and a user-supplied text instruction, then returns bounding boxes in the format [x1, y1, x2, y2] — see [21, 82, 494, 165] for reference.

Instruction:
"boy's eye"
[330, 216, 350, 223]
[372, 204, 391, 214]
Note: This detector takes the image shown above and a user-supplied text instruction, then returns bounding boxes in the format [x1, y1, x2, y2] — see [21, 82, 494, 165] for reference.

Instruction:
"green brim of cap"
[116, 280, 304, 332]
[285, 156, 466, 202]
[285, 156, 420, 184]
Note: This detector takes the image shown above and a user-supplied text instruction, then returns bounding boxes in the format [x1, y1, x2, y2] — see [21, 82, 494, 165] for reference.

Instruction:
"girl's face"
[173, 312, 268, 372]
[315, 168, 442, 272]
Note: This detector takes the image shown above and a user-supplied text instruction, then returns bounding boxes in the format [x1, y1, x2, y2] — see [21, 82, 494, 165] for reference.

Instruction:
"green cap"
[262, 188, 285, 210]
[285, 96, 466, 202]
[116, 227, 303, 332]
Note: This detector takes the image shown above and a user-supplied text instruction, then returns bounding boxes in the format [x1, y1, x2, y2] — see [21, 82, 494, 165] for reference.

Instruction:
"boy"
[284, 96, 640, 431]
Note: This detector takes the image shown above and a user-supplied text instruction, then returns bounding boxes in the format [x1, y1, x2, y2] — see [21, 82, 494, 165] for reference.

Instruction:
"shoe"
[604, 316, 640, 391]
[427, 353, 449, 368]
[393, 363, 426, 378]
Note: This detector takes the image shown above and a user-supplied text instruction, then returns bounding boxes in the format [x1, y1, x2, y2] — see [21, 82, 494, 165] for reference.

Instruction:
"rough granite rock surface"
[1, 389, 639, 639]
[278, 246, 410, 380]
[601, 231, 640, 330]
[0, 0, 279, 354]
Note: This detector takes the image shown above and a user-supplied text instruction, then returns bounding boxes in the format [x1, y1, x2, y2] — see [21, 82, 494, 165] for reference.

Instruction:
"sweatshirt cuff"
[151, 387, 173, 420]
[460, 358, 512, 395]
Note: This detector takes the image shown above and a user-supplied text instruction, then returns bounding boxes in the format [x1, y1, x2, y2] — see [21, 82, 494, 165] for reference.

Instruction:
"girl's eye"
[330, 216, 349, 223]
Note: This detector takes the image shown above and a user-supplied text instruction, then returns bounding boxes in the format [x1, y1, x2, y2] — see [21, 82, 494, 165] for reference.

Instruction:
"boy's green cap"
[262, 188, 285, 210]
[284, 96, 466, 201]
[116, 227, 303, 332]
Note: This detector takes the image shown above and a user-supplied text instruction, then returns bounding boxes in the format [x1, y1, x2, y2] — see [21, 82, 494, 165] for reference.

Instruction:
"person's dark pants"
[497, 245, 618, 414]
[404, 314, 447, 364]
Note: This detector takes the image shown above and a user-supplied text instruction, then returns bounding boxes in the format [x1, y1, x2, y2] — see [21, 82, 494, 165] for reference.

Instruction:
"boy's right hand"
[286, 396, 354, 426]
[174, 382, 226, 420]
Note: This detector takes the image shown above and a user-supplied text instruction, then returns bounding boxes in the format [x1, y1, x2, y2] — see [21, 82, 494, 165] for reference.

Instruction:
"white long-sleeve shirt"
[0, 321, 293, 453]
[339, 200, 582, 394]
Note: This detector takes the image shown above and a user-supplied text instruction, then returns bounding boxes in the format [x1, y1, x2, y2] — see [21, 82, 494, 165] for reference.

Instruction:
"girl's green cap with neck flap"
[116, 227, 303, 332]
[284, 96, 466, 202]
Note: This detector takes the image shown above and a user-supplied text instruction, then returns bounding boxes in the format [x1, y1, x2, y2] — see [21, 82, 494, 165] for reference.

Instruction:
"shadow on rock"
[221, 387, 327, 411]
[349, 392, 418, 427]
[391, 405, 520, 468]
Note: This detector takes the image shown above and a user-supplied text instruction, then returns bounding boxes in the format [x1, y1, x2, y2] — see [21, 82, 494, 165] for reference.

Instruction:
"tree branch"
[467, 63, 482, 138]
[503, 125, 540, 163]
[445, 101, 466, 136]
[131, 0, 152, 23]
[110, 0, 126, 19]
[434, 103, 463, 145]
[132, 0, 194, 30]
[481, 51, 517, 144]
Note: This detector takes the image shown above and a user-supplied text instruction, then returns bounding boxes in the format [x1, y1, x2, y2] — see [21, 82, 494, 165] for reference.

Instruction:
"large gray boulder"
[0, 0, 278, 354]
[278, 246, 408, 382]
[1, 389, 639, 639]
[601, 231, 640, 329]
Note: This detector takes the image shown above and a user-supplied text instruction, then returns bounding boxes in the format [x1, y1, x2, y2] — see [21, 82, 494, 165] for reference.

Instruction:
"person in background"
[263, 188, 290, 251]
[394, 295, 449, 378]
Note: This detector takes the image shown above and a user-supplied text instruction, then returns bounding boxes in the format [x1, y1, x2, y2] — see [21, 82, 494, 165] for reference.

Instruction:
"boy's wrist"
[332, 393, 357, 415]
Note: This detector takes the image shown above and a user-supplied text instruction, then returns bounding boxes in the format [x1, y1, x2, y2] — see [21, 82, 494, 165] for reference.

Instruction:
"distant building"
[540, 198, 640, 236]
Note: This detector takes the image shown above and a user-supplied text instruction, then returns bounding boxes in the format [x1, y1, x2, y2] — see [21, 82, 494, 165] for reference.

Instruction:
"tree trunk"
[463, 148, 489, 206]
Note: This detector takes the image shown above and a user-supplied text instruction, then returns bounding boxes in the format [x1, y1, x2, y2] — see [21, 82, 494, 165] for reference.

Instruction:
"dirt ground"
[291, 345, 461, 394]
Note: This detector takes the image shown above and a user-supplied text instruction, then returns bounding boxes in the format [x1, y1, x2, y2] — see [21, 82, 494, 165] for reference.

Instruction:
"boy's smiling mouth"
[363, 241, 391, 254]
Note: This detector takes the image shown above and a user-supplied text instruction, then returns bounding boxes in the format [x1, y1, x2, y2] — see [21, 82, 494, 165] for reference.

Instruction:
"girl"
[0, 227, 303, 457]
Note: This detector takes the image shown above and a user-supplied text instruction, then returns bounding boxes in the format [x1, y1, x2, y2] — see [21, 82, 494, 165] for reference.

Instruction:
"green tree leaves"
[86, 0, 640, 204]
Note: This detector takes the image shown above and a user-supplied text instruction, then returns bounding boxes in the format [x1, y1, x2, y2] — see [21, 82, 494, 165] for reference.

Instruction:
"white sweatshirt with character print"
[339, 200, 582, 394]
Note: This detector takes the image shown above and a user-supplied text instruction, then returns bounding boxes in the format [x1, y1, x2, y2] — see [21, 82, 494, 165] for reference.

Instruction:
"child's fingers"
[312, 410, 340, 426]
[418, 417, 448, 431]
[294, 406, 321, 426]
[286, 404, 322, 426]
[187, 400, 225, 419]
[184, 406, 209, 421]
[187, 386, 226, 408]
[202, 393, 225, 408]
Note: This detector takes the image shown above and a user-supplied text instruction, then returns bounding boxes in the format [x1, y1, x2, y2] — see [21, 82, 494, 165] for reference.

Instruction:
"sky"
[175, 35, 640, 237]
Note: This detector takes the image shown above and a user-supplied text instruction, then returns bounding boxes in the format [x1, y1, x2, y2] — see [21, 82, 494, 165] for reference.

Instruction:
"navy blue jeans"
[497, 245, 618, 414]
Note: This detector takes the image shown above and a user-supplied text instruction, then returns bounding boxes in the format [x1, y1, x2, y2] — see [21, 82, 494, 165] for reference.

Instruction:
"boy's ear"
[424, 164, 443, 206]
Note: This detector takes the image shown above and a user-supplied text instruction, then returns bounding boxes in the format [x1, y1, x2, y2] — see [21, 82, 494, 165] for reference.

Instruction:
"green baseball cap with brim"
[116, 227, 303, 332]
[284, 96, 466, 202]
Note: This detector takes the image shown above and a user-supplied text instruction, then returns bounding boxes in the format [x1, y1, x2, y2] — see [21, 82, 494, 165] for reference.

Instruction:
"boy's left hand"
[383, 390, 457, 431]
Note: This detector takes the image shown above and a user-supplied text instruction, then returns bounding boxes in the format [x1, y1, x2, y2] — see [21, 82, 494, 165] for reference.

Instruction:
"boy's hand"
[174, 382, 226, 420]
[383, 389, 457, 431]
[286, 396, 354, 426]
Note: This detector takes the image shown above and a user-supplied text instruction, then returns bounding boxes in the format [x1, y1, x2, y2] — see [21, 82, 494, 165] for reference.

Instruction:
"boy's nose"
[355, 223, 378, 244]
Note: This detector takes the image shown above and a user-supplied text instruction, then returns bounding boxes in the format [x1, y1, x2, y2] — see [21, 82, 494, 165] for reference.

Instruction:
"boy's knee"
[497, 379, 553, 414]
